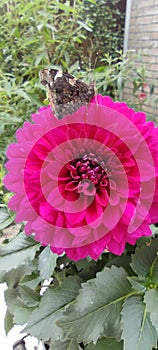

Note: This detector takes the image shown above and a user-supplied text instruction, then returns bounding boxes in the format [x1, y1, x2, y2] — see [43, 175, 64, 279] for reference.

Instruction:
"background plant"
[0, 0, 125, 157]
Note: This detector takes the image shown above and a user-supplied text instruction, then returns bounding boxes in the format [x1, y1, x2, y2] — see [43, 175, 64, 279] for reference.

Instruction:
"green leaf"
[137, 236, 153, 248]
[121, 295, 157, 350]
[15, 89, 31, 101]
[19, 285, 40, 307]
[38, 246, 57, 280]
[0, 208, 15, 230]
[131, 239, 158, 277]
[4, 81, 12, 97]
[86, 338, 123, 350]
[2, 261, 39, 328]
[14, 305, 35, 325]
[5, 286, 37, 326]
[0, 232, 40, 272]
[77, 20, 93, 32]
[20, 273, 41, 290]
[23, 276, 82, 342]
[4, 309, 14, 335]
[58, 266, 131, 344]
[149, 255, 158, 283]
[50, 340, 81, 350]
[52, 1, 75, 12]
[69, 61, 80, 74]
[46, 24, 57, 32]
[35, 51, 48, 66]
[106, 255, 133, 275]
[127, 276, 146, 292]
[144, 289, 158, 334]
[150, 224, 158, 237]
[75, 257, 103, 280]
[4, 288, 19, 314]
[4, 262, 38, 288]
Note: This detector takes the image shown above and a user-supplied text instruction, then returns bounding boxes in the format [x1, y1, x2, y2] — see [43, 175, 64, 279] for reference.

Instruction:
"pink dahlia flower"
[4, 95, 158, 261]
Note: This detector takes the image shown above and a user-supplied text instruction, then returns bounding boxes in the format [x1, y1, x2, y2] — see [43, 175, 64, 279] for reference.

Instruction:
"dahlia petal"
[39, 202, 58, 223]
[68, 225, 91, 238]
[112, 225, 126, 243]
[86, 199, 103, 225]
[66, 210, 86, 226]
[107, 237, 126, 255]
[109, 190, 120, 206]
[65, 181, 79, 191]
[64, 246, 91, 261]
[96, 188, 109, 206]
[102, 202, 124, 231]
[149, 201, 158, 223]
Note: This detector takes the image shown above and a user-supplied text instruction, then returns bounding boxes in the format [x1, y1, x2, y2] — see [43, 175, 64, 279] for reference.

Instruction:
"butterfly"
[39, 69, 95, 119]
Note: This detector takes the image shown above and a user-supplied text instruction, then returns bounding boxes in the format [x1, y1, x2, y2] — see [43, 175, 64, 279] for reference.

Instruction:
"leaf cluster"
[1, 231, 158, 350]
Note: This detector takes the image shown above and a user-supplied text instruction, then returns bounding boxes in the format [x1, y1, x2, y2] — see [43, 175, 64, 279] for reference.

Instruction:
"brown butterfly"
[39, 69, 95, 119]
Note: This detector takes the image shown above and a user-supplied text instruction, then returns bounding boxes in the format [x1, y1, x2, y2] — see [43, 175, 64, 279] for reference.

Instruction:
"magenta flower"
[4, 96, 158, 261]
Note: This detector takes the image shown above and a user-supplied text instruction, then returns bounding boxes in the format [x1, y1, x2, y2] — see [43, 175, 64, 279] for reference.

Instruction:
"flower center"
[69, 154, 109, 187]
[58, 153, 110, 198]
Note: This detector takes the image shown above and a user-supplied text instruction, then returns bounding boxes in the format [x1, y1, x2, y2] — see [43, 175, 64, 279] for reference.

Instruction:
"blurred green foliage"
[0, 0, 125, 157]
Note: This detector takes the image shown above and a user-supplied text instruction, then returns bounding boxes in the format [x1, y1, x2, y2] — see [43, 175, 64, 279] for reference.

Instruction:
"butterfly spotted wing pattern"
[39, 69, 95, 119]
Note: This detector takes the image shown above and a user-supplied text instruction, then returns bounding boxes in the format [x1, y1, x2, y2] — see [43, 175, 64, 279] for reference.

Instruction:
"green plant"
[82, 0, 125, 65]
[1, 231, 158, 350]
